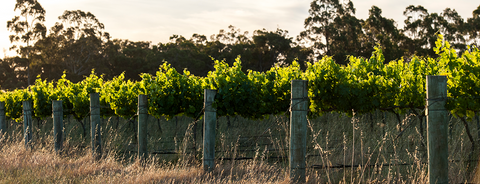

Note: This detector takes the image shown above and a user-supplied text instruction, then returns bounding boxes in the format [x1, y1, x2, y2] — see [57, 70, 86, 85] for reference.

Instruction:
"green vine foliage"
[204, 58, 262, 118]
[100, 73, 139, 119]
[140, 63, 204, 119]
[0, 88, 30, 121]
[0, 35, 479, 122]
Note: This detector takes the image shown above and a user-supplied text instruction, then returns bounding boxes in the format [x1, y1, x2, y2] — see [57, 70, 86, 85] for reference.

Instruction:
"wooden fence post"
[426, 75, 448, 184]
[52, 100, 63, 154]
[138, 95, 148, 161]
[203, 89, 216, 171]
[290, 80, 308, 183]
[0, 101, 5, 136]
[90, 93, 102, 160]
[23, 101, 33, 149]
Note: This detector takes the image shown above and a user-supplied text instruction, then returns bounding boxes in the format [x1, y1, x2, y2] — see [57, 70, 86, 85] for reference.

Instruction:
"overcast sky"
[0, 0, 479, 57]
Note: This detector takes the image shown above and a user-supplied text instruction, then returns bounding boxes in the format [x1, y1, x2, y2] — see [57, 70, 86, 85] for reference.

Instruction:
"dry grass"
[0, 134, 293, 183]
[0, 111, 479, 183]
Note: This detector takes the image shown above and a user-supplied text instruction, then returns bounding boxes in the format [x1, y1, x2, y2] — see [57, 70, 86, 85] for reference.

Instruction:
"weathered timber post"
[52, 100, 63, 154]
[203, 89, 216, 171]
[426, 75, 448, 184]
[90, 93, 102, 160]
[476, 112, 480, 142]
[23, 101, 33, 149]
[138, 95, 148, 161]
[290, 80, 308, 183]
[0, 101, 6, 136]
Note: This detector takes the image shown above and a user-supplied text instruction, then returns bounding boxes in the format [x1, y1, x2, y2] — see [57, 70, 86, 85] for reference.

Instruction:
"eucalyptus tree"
[7, 0, 47, 86]
[441, 8, 466, 52]
[156, 34, 211, 76]
[55, 10, 110, 80]
[107, 39, 154, 80]
[301, 0, 365, 64]
[362, 6, 405, 62]
[0, 57, 27, 90]
[423, 12, 461, 56]
[466, 5, 480, 47]
[328, 5, 366, 64]
[32, 23, 65, 81]
[403, 5, 467, 57]
[301, 0, 343, 57]
[403, 5, 430, 56]
[207, 25, 254, 67]
[252, 28, 294, 71]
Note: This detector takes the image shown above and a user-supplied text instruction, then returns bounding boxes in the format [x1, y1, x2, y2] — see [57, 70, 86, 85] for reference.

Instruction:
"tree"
[205, 26, 307, 72]
[208, 25, 254, 67]
[0, 57, 28, 90]
[362, 6, 405, 62]
[301, 0, 343, 57]
[252, 28, 293, 71]
[466, 5, 480, 47]
[328, 8, 367, 63]
[441, 8, 466, 52]
[7, 0, 46, 86]
[301, 0, 365, 64]
[403, 6, 466, 57]
[55, 10, 110, 81]
[251, 28, 314, 71]
[402, 5, 430, 56]
[31, 22, 65, 81]
[155, 34, 211, 76]
[101, 39, 157, 80]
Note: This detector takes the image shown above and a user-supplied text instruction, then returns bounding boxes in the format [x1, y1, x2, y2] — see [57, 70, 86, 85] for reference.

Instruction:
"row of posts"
[0, 77, 448, 183]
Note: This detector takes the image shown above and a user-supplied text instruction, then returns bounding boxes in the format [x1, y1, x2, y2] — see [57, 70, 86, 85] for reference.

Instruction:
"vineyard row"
[0, 77, 451, 183]
[0, 36, 479, 121]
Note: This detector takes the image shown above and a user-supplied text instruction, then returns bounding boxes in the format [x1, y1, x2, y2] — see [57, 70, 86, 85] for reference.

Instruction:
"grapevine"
[0, 35, 479, 121]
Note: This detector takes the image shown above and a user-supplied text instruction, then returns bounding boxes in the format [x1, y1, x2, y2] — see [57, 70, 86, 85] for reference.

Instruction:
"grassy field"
[0, 111, 479, 183]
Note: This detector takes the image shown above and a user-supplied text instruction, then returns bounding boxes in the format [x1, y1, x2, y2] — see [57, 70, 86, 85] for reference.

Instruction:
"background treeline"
[1, 0, 480, 90]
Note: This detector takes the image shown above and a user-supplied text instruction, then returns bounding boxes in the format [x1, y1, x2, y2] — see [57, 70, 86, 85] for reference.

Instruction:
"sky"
[0, 0, 479, 57]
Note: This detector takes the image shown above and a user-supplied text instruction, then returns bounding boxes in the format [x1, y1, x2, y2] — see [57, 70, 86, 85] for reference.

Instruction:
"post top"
[426, 75, 447, 78]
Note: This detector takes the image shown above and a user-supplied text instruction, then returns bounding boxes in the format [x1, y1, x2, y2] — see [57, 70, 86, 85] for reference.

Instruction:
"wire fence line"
[1, 87, 479, 176]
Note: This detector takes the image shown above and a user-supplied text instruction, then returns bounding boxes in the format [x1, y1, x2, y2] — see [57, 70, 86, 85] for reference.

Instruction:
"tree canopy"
[2, 0, 479, 90]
